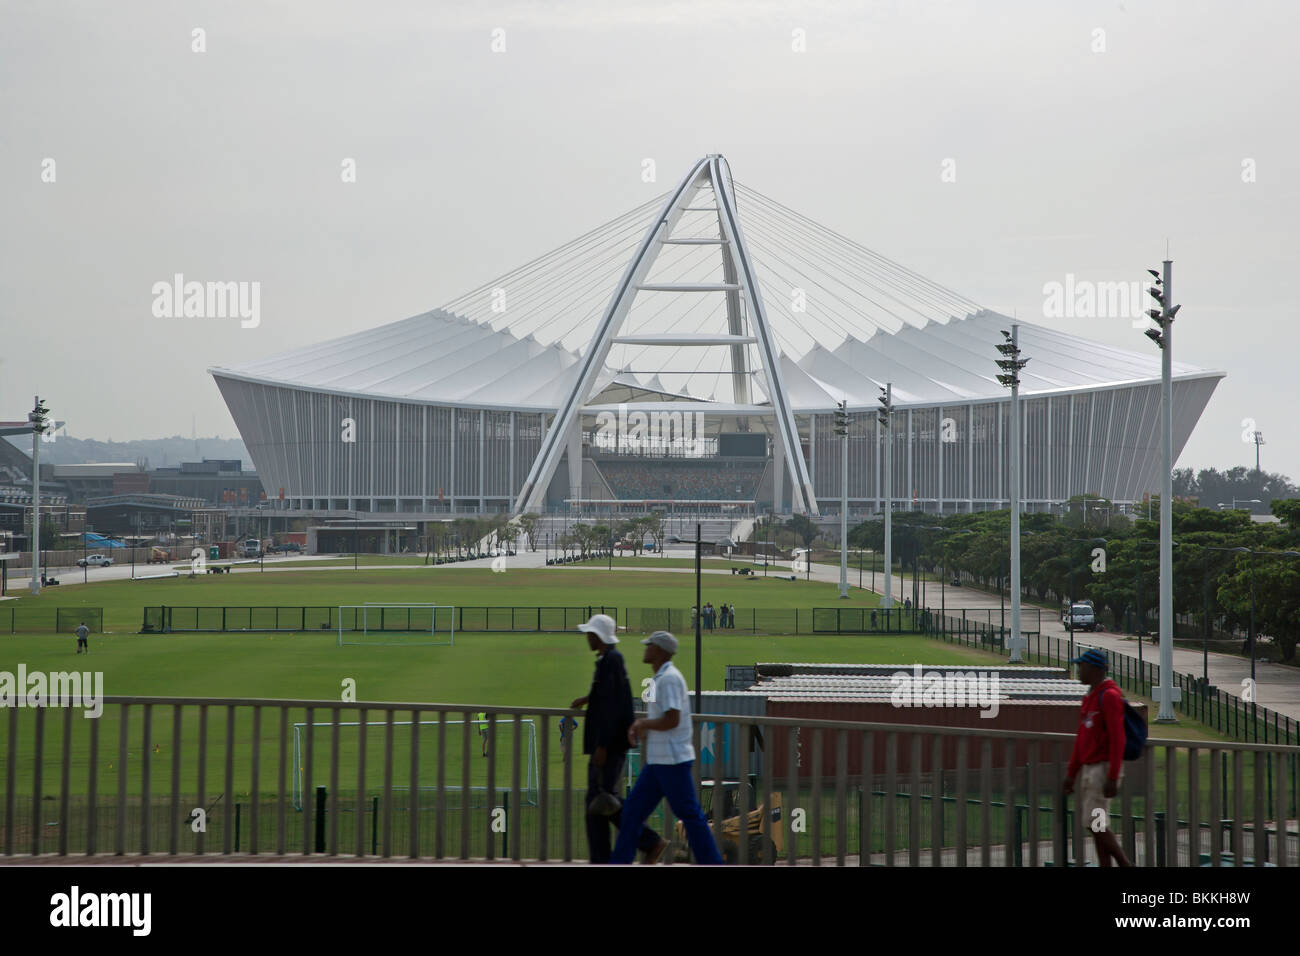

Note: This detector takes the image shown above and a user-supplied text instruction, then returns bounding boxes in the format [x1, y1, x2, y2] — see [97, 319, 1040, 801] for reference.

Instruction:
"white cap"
[578, 613, 618, 644]
[641, 631, 678, 654]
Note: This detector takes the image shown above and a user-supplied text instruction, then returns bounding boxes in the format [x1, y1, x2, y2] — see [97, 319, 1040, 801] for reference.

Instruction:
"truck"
[1062, 601, 1096, 632]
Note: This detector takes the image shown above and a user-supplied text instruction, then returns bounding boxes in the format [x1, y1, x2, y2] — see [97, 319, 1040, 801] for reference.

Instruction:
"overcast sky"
[2, 0, 1296, 479]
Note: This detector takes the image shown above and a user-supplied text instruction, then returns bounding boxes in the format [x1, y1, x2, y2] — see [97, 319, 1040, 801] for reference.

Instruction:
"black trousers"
[586, 752, 661, 863]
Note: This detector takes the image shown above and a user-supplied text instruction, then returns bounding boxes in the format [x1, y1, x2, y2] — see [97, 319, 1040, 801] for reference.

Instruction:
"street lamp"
[1142, 259, 1181, 721]
[995, 326, 1029, 661]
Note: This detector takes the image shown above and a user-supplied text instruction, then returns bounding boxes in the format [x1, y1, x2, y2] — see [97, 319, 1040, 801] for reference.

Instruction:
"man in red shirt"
[1063, 648, 1133, 867]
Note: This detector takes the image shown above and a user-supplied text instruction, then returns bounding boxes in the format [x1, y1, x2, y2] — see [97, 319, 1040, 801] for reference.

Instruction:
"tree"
[499, 523, 520, 553]
[517, 513, 539, 552]
[784, 513, 819, 549]
[1272, 498, 1300, 528]
[644, 511, 666, 555]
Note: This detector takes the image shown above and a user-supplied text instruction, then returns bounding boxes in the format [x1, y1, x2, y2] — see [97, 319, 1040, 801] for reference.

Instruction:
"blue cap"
[1069, 648, 1108, 670]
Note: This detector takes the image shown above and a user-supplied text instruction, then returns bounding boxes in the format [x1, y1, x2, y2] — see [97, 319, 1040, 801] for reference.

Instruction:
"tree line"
[847, 495, 1300, 662]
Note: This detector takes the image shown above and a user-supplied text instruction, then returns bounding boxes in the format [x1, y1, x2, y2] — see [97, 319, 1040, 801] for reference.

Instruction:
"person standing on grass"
[1063, 648, 1133, 867]
[75, 621, 89, 655]
[612, 631, 723, 865]
[570, 614, 667, 864]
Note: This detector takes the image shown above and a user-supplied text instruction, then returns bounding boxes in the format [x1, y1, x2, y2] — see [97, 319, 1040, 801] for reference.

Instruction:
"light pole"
[1143, 259, 1181, 721]
[27, 396, 50, 595]
[877, 384, 894, 609]
[995, 328, 1029, 661]
[835, 400, 850, 599]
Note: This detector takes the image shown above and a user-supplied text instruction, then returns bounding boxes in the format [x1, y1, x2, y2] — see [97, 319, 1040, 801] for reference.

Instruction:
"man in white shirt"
[610, 631, 723, 865]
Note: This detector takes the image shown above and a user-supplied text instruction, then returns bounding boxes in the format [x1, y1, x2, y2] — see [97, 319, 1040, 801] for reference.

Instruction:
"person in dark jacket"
[570, 614, 667, 864]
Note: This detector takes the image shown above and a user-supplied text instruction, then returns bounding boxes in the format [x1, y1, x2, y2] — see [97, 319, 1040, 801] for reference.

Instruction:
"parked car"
[77, 554, 113, 568]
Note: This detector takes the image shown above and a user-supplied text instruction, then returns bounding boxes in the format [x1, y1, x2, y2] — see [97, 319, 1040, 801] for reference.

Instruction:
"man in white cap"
[611, 631, 723, 865]
[571, 614, 666, 864]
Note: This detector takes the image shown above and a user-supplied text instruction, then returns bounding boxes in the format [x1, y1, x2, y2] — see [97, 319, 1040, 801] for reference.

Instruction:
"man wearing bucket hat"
[610, 631, 724, 865]
[570, 614, 667, 864]
[1063, 647, 1133, 867]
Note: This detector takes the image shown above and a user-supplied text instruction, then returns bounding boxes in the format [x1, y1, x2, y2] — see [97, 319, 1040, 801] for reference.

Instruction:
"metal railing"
[0, 607, 104, 634]
[137, 605, 941, 636]
[3, 696, 1296, 865]
[142, 606, 618, 634]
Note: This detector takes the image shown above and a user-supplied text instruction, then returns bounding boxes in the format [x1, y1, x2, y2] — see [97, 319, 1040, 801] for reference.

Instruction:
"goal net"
[291, 718, 539, 810]
[337, 604, 455, 646]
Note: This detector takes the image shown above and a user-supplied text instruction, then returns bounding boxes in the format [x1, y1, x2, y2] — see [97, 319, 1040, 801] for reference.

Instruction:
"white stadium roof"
[212, 180, 1221, 414]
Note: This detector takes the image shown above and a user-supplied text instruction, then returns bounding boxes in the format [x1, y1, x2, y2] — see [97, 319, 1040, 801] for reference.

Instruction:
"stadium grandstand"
[210, 155, 1222, 532]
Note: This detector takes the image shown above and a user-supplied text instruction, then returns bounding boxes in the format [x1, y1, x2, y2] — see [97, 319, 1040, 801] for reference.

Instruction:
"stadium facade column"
[773, 422, 785, 515]
[567, 421, 581, 515]
[906, 408, 913, 513]
[966, 401, 974, 513]
[937, 404, 944, 518]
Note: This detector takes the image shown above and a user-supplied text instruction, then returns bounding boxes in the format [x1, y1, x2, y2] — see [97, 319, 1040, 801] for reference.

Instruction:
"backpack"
[1104, 682, 1148, 760]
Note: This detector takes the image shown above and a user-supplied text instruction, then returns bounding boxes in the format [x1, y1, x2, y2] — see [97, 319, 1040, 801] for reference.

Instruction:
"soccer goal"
[291, 718, 539, 810]
[337, 604, 455, 646]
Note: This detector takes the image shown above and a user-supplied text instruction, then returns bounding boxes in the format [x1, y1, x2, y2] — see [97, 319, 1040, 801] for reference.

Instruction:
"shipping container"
[754, 662, 1069, 681]
[764, 697, 1146, 779]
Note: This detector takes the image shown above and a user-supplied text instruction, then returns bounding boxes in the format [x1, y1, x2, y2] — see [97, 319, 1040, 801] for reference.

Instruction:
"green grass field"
[3, 565, 881, 634]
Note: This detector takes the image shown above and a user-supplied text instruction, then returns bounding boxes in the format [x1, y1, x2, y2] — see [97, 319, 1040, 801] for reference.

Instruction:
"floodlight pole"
[1156, 259, 1179, 722]
[993, 329, 1024, 665]
[838, 401, 849, 599]
[695, 521, 702, 716]
[881, 384, 894, 610]
[29, 397, 42, 595]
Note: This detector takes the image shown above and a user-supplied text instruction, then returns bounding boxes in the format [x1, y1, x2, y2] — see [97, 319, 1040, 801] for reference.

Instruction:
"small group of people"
[692, 602, 736, 630]
[569, 614, 722, 865]
[559, 615, 1133, 868]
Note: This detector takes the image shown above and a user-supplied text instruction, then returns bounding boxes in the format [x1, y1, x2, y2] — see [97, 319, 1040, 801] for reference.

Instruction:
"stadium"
[210, 156, 1222, 531]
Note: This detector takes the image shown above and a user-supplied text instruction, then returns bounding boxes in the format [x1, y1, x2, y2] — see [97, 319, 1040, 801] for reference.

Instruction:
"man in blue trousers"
[611, 631, 723, 865]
